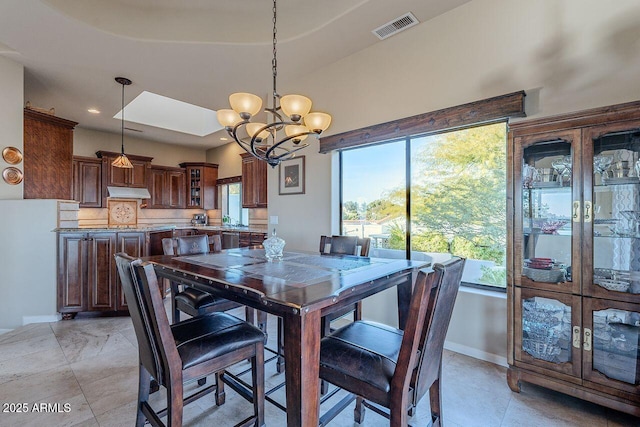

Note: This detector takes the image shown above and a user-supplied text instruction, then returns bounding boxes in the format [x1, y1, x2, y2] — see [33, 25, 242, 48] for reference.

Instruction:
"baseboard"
[22, 314, 61, 325]
[444, 340, 508, 367]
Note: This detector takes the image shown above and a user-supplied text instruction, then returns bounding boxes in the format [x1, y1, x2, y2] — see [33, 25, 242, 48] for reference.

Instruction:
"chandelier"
[112, 77, 133, 168]
[216, 0, 332, 168]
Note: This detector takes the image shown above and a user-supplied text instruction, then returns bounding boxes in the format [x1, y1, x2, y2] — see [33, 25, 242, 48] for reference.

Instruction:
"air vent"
[372, 12, 419, 40]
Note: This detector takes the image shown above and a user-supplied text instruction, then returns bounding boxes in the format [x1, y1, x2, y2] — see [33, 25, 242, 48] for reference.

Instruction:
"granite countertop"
[54, 225, 268, 233]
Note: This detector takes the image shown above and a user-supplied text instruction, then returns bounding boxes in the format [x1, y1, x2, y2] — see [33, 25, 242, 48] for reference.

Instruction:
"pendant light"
[112, 77, 133, 169]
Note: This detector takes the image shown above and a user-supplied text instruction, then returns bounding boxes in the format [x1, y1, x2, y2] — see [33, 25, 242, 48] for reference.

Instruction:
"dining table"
[143, 247, 427, 427]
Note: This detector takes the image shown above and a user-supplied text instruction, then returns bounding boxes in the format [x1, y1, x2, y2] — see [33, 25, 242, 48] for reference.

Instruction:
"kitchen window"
[340, 122, 507, 290]
[220, 182, 249, 226]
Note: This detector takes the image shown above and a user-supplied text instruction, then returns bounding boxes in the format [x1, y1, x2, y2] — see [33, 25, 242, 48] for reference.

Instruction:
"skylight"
[115, 91, 222, 137]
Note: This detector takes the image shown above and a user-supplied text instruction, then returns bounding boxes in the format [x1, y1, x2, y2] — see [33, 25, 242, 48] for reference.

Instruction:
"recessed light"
[88, 108, 100, 114]
[220, 137, 229, 141]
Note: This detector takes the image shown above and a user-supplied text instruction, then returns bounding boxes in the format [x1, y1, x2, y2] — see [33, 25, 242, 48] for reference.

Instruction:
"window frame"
[339, 121, 509, 293]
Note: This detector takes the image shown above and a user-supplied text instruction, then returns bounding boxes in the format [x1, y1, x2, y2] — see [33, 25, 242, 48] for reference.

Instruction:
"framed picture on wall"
[279, 156, 305, 195]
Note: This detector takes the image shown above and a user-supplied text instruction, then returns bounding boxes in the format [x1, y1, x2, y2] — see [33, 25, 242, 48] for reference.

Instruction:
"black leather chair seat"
[320, 320, 403, 406]
[172, 312, 266, 370]
[175, 287, 216, 309]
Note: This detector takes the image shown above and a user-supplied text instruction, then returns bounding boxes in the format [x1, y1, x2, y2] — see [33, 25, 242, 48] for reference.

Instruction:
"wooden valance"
[319, 90, 526, 153]
[216, 175, 242, 185]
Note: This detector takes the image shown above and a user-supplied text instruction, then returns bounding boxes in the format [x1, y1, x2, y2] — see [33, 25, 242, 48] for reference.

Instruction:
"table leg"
[283, 309, 321, 427]
[397, 272, 414, 330]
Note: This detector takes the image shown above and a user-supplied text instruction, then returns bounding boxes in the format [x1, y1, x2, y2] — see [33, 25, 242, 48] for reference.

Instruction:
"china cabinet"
[508, 100, 640, 416]
[180, 162, 218, 209]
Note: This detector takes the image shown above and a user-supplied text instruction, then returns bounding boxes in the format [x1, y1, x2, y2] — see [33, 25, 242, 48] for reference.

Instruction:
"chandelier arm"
[264, 132, 315, 159]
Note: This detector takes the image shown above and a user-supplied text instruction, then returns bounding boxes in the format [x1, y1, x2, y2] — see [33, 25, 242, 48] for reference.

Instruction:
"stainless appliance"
[191, 213, 208, 226]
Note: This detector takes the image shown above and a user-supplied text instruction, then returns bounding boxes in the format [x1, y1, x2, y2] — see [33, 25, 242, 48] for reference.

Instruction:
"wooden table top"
[144, 248, 426, 314]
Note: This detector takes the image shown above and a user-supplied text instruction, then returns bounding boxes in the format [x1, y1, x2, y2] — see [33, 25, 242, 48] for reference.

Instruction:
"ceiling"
[0, 0, 470, 149]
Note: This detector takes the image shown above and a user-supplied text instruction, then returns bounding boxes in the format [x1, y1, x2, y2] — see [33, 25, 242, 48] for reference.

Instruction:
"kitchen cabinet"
[508, 100, 640, 416]
[239, 231, 267, 247]
[241, 153, 267, 208]
[72, 156, 102, 207]
[180, 162, 218, 209]
[147, 166, 186, 209]
[23, 108, 77, 200]
[57, 230, 150, 318]
[96, 150, 152, 206]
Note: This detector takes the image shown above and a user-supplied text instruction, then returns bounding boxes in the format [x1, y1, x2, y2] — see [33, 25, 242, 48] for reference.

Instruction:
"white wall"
[0, 56, 23, 199]
[74, 127, 206, 167]
[267, 0, 640, 363]
[0, 199, 59, 331]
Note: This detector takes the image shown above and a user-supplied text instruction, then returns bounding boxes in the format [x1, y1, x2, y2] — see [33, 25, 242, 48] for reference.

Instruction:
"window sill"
[459, 284, 507, 299]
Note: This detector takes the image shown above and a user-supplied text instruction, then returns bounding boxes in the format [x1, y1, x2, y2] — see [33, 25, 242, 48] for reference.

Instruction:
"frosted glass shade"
[304, 112, 332, 132]
[280, 94, 312, 119]
[216, 109, 243, 127]
[229, 92, 262, 117]
[246, 123, 270, 140]
[285, 124, 309, 142]
[112, 154, 134, 168]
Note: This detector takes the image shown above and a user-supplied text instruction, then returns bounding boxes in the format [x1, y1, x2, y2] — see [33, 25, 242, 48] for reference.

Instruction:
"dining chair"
[274, 235, 372, 374]
[114, 253, 266, 427]
[163, 235, 242, 324]
[318, 257, 465, 426]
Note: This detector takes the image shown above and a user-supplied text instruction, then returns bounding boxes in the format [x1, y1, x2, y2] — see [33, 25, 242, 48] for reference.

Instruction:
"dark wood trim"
[178, 162, 219, 169]
[216, 176, 242, 185]
[319, 91, 526, 153]
[24, 108, 77, 128]
[96, 150, 153, 163]
[509, 99, 640, 136]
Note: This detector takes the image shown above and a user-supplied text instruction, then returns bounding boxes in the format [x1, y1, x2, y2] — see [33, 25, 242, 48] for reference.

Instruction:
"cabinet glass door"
[589, 129, 640, 302]
[514, 287, 581, 376]
[583, 298, 640, 394]
[515, 134, 579, 293]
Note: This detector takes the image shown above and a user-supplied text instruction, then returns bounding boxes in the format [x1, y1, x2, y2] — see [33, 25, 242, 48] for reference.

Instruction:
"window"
[340, 122, 507, 289]
[220, 182, 249, 226]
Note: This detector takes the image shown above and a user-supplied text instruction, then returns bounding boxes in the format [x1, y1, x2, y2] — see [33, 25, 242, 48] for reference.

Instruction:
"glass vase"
[263, 228, 285, 261]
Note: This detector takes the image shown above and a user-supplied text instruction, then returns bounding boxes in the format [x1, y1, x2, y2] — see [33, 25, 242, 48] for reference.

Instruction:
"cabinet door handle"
[583, 327, 592, 352]
[572, 201, 581, 222]
[572, 326, 581, 349]
[584, 201, 592, 223]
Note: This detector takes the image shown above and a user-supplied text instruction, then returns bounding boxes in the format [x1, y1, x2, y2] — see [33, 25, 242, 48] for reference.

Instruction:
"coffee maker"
[191, 213, 208, 226]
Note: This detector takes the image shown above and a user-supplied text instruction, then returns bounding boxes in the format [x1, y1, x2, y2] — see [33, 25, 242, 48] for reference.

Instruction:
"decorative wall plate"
[2, 147, 22, 165]
[2, 167, 23, 185]
[107, 198, 138, 227]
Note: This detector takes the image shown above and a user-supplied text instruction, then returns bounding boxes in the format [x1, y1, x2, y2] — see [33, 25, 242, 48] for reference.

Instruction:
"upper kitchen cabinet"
[23, 108, 77, 199]
[147, 165, 186, 209]
[96, 151, 152, 206]
[180, 162, 218, 209]
[72, 156, 102, 208]
[241, 153, 267, 208]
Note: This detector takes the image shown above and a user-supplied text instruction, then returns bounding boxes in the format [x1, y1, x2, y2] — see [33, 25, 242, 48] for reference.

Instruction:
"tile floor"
[0, 307, 639, 427]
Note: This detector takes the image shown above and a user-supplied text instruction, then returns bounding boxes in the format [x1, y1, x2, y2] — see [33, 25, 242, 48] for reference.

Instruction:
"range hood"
[107, 186, 151, 199]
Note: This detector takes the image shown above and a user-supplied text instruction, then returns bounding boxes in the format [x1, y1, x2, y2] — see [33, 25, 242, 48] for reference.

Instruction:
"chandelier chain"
[272, 0, 278, 102]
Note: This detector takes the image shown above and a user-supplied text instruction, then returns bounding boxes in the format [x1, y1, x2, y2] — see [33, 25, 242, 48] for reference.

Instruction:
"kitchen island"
[55, 225, 267, 318]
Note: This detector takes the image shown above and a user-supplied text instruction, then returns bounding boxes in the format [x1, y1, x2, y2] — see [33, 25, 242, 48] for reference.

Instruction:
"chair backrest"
[163, 234, 221, 255]
[319, 235, 371, 257]
[114, 253, 181, 386]
[176, 234, 209, 255]
[391, 257, 465, 404]
[162, 237, 177, 255]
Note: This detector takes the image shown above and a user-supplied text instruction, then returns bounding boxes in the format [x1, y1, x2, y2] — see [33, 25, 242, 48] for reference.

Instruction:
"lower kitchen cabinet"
[57, 230, 148, 318]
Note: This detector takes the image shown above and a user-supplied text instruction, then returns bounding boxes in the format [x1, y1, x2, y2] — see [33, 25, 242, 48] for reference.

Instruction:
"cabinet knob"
[572, 326, 581, 349]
